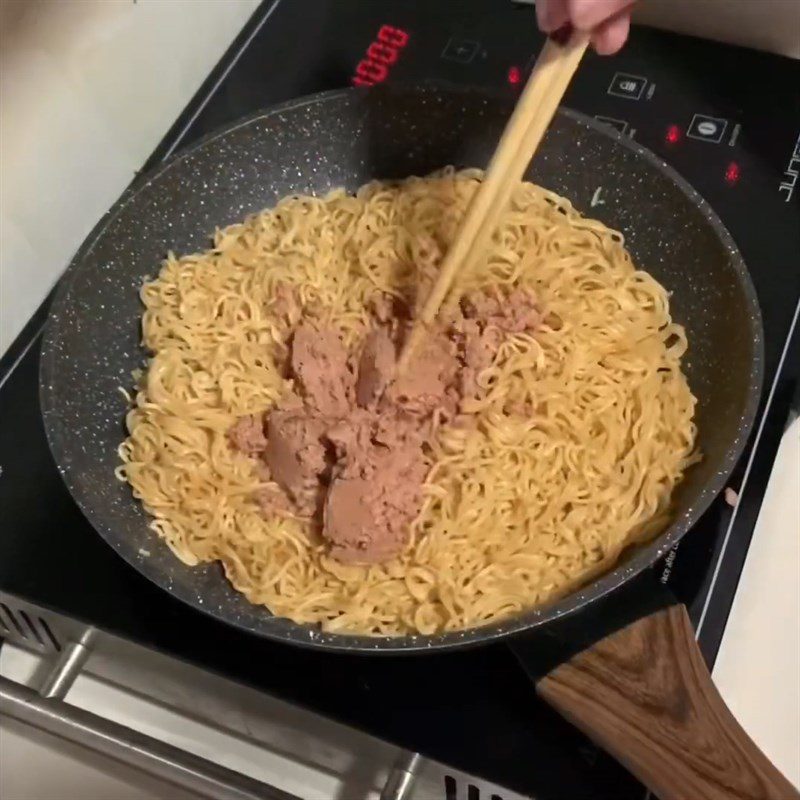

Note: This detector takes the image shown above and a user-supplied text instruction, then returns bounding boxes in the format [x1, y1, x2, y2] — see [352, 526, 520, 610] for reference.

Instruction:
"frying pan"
[40, 85, 794, 799]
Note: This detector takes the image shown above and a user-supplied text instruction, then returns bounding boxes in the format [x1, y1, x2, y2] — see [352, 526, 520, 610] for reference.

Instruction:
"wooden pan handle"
[537, 605, 798, 800]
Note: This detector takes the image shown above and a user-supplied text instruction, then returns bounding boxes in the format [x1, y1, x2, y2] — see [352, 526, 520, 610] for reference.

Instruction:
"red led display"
[725, 161, 741, 185]
[507, 66, 522, 85]
[352, 25, 410, 87]
[665, 124, 681, 145]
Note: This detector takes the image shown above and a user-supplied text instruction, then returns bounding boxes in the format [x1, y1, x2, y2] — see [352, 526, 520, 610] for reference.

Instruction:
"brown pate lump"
[229, 287, 538, 564]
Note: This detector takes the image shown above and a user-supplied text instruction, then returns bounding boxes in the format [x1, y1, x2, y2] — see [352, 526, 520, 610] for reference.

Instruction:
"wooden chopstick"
[397, 29, 590, 372]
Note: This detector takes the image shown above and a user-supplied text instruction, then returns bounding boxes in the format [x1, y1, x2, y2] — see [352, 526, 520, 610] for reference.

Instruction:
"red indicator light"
[378, 24, 408, 48]
[351, 24, 410, 87]
[725, 162, 741, 185]
[507, 66, 522, 85]
[355, 60, 388, 84]
[367, 42, 399, 65]
[665, 124, 681, 144]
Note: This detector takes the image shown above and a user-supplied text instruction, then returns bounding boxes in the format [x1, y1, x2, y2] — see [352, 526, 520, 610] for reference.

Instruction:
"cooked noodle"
[117, 169, 698, 636]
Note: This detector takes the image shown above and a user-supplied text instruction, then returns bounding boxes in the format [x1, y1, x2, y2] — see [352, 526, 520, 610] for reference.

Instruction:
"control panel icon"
[687, 114, 729, 144]
[595, 115, 628, 134]
[607, 72, 647, 100]
[441, 37, 480, 64]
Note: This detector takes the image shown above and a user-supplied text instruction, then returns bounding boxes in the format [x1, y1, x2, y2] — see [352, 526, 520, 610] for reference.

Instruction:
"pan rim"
[40, 84, 765, 653]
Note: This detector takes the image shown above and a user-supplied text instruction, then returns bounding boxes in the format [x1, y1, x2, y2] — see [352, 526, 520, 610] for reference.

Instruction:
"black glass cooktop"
[1, 2, 798, 798]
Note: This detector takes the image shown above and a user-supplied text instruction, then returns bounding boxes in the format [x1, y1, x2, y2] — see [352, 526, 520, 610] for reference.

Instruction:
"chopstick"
[397, 28, 589, 372]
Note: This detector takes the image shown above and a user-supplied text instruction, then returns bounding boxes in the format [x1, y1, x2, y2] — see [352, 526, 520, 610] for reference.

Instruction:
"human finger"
[568, 0, 633, 31]
[591, 10, 631, 54]
[536, 0, 569, 33]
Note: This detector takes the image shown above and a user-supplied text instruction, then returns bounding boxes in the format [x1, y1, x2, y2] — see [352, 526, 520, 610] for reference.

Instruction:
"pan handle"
[536, 604, 798, 800]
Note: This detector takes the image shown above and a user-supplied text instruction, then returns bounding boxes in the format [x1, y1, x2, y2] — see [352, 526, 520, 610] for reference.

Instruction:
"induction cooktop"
[1, 2, 798, 798]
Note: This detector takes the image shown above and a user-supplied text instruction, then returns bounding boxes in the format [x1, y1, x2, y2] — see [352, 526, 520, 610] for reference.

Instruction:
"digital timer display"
[352, 24, 410, 87]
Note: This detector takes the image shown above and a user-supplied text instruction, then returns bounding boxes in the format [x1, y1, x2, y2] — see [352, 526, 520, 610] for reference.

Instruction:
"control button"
[686, 114, 728, 144]
[441, 37, 480, 64]
[607, 72, 647, 100]
[595, 115, 628, 134]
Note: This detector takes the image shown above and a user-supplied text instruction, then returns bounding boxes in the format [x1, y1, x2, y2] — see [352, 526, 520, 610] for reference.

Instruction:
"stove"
[1, 2, 798, 799]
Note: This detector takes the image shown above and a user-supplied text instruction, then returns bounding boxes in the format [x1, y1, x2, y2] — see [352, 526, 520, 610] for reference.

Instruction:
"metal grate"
[0, 591, 527, 800]
[0, 601, 62, 653]
[443, 773, 516, 800]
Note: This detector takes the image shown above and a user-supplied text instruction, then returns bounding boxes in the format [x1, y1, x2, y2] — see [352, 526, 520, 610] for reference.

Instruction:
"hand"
[536, 0, 634, 54]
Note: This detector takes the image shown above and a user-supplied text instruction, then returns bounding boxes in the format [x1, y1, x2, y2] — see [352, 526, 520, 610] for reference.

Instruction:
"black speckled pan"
[40, 85, 763, 656]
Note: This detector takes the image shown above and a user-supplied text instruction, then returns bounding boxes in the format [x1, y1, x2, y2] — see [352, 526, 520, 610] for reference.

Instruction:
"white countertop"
[713, 414, 800, 788]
